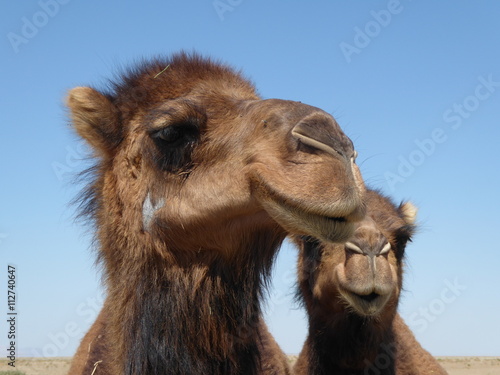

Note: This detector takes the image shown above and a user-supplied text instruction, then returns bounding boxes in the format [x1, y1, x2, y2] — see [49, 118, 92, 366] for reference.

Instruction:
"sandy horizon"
[1, 356, 499, 374]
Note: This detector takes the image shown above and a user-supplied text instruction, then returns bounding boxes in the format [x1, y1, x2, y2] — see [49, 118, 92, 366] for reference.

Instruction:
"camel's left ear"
[66, 87, 122, 157]
[399, 201, 418, 225]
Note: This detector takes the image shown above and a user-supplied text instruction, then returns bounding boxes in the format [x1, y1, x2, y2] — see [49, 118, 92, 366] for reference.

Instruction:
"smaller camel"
[293, 190, 448, 375]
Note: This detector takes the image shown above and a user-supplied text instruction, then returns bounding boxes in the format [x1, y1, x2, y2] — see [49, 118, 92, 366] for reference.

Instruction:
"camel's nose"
[345, 231, 391, 274]
[345, 239, 390, 258]
[291, 112, 354, 161]
[346, 219, 390, 258]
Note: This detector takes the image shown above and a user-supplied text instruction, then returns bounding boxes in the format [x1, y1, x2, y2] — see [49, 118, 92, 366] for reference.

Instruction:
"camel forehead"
[109, 53, 259, 119]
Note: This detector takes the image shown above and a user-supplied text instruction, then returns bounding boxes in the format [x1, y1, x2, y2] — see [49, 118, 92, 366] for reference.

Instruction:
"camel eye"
[352, 150, 358, 162]
[155, 126, 182, 143]
[152, 123, 198, 148]
[149, 122, 199, 172]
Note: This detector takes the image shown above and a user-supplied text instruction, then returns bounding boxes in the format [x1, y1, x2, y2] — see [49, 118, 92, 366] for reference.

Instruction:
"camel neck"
[304, 312, 396, 375]
[105, 230, 285, 375]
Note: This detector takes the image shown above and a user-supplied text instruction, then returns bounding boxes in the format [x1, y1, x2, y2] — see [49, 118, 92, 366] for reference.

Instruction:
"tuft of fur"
[399, 201, 418, 225]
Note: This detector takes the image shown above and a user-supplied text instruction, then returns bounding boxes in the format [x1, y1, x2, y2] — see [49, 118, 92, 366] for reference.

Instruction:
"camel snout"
[336, 239, 397, 316]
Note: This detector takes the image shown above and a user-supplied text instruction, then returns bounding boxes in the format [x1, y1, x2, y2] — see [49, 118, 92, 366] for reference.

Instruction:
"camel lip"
[267, 192, 356, 239]
[347, 293, 383, 316]
[251, 176, 361, 242]
[353, 291, 380, 303]
[337, 284, 392, 317]
[273, 197, 355, 241]
[256, 179, 358, 224]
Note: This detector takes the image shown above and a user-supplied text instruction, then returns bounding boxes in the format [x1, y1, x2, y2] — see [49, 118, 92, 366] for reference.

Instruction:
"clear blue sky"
[1, 0, 499, 358]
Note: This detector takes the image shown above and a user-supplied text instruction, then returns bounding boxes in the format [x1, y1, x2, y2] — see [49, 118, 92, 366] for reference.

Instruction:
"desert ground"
[0, 356, 499, 375]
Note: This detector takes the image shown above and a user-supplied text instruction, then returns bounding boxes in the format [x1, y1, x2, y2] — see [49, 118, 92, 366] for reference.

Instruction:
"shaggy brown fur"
[66, 52, 365, 374]
[69, 307, 291, 375]
[293, 190, 447, 375]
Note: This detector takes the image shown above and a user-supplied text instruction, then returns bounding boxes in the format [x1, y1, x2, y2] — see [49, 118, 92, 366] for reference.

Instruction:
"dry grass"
[0, 358, 70, 375]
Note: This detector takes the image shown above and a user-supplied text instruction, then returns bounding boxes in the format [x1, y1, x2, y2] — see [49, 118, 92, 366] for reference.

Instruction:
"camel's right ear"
[66, 87, 122, 157]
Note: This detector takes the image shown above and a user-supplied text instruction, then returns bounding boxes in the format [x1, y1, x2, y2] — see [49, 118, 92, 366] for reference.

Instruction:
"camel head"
[297, 190, 416, 319]
[66, 53, 365, 259]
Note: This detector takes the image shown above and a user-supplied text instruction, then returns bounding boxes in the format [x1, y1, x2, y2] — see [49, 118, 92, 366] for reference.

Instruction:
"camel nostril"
[352, 150, 358, 161]
[355, 292, 379, 303]
[291, 118, 349, 160]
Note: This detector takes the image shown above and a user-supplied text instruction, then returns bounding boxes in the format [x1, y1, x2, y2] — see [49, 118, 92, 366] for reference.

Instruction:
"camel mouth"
[252, 176, 364, 242]
[263, 194, 356, 242]
[274, 200, 355, 242]
[326, 216, 347, 223]
[354, 292, 379, 303]
[339, 287, 392, 317]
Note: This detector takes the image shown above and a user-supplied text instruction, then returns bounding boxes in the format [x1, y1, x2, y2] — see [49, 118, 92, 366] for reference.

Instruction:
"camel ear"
[66, 87, 122, 157]
[400, 201, 418, 225]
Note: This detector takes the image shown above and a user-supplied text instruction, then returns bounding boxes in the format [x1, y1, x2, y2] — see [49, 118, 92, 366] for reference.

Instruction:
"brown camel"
[66, 52, 365, 375]
[293, 189, 447, 375]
